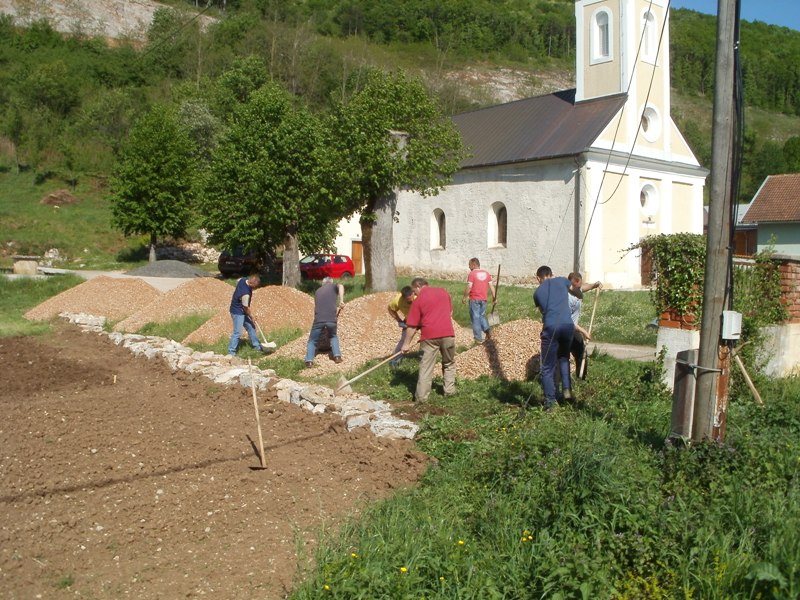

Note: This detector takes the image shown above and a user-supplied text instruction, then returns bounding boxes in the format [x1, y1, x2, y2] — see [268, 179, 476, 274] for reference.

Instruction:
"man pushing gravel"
[228, 273, 273, 357]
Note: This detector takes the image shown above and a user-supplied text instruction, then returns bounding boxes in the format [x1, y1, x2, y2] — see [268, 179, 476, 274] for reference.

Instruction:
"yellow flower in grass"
[400, 566, 408, 574]
[323, 584, 331, 591]
[457, 539, 465, 546]
[351, 552, 358, 559]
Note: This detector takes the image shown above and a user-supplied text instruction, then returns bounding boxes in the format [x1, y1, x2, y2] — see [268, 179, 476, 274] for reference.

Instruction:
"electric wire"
[578, 0, 669, 263]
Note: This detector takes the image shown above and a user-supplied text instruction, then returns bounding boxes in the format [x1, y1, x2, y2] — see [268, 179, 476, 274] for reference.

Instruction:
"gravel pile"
[273, 292, 474, 377]
[126, 259, 213, 278]
[113, 278, 234, 333]
[456, 318, 544, 381]
[182, 285, 315, 345]
[24, 276, 162, 322]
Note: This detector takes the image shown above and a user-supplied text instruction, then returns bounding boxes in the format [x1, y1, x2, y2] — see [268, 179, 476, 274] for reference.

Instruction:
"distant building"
[741, 173, 800, 256]
[703, 203, 758, 256]
[388, 0, 706, 287]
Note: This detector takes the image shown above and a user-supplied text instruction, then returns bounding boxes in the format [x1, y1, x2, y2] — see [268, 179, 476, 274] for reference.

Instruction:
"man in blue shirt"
[228, 273, 272, 357]
[533, 265, 575, 410]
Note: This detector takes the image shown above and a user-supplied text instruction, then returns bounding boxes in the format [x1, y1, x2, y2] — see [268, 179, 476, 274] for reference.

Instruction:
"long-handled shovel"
[255, 320, 277, 350]
[578, 287, 601, 380]
[334, 332, 419, 395]
[487, 264, 501, 327]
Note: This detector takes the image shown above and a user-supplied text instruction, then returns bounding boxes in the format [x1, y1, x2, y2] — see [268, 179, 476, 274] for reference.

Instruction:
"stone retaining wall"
[62, 312, 419, 441]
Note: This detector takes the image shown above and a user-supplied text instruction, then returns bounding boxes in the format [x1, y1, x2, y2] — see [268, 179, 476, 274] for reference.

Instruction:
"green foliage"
[110, 104, 198, 249]
[138, 312, 214, 340]
[197, 81, 336, 257]
[290, 360, 800, 599]
[327, 69, 465, 215]
[734, 247, 789, 327]
[627, 233, 706, 320]
[0, 274, 84, 337]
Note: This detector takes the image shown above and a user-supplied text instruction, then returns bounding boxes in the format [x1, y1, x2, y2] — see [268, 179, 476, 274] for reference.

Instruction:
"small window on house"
[488, 202, 507, 247]
[642, 11, 657, 62]
[431, 209, 446, 250]
[640, 184, 659, 222]
[640, 105, 661, 142]
[592, 9, 612, 63]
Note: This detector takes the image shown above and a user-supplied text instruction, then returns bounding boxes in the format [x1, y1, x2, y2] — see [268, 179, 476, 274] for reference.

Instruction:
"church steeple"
[575, 0, 672, 150]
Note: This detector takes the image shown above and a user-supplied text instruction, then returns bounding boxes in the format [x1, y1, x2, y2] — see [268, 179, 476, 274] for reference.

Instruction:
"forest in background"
[1, 0, 799, 203]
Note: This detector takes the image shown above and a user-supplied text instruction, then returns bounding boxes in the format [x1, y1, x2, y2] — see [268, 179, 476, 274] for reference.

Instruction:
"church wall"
[393, 161, 578, 281]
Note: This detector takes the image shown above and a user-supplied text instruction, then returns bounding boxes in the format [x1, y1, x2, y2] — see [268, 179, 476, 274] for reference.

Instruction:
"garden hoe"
[578, 287, 601, 380]
[334, 332, 419, 396]
[487, 264, 502, 327]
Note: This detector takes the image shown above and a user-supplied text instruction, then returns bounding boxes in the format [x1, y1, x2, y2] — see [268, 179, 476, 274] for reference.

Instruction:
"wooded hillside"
[0, 0, 799, 201]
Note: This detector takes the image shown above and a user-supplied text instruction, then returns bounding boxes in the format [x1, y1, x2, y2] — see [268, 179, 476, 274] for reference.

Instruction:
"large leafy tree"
[197, 82, 337, 286]
[326, 69, 465, 291]
[110, 105, 198, 262]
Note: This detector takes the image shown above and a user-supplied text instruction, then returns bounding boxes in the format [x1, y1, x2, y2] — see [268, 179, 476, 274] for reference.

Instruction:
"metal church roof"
[453, 89, 628, 168]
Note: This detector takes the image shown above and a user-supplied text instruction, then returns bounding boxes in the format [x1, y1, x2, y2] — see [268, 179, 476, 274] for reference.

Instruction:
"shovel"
[334, 331, 419, 395]
[487, 264, 501, 327]
[255, 320, 277, 351]
[578, 287, 601, 380]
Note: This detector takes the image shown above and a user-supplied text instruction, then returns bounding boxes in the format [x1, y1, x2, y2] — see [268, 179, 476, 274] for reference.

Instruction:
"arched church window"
[592, 9, 612, 62]
[431, 209, 446, 250]
[488, 202, 507, 247]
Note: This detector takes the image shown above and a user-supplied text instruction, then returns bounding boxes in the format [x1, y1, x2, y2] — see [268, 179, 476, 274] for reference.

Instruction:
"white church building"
[362, 0, 707, 288]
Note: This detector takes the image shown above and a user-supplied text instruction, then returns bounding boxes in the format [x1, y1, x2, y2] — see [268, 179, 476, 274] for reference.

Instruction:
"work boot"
[334, 356, 343, 364]
[304, 361, 314, 368]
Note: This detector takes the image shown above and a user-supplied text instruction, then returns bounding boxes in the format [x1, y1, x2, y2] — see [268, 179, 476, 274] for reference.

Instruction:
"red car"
[299, 254, 355, 280]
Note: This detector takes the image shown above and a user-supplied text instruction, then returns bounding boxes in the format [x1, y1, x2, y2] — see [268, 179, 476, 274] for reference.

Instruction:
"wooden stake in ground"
[733, 353, 764, 406]
[248, 359, 267, 468]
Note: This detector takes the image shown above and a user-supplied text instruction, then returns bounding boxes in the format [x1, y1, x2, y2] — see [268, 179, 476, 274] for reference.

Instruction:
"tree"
[326, 69, 465, 291]
[110, 105, 197, 262]
[197, 82, 337, 287]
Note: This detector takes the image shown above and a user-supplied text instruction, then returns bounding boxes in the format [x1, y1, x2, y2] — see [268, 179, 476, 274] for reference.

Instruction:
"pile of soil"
[39, 189, 78, 206]
[183, 285, 315, 345]
[0, 324, 428, 599]
[113, 278, 233, 333]
[24, 276, 162, 322]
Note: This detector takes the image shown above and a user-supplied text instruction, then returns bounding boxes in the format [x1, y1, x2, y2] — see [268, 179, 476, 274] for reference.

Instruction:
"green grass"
[289, 360, 800, 599]
[138, 312, 215, 341]
[0, 171, 150, 270]
[0, 274, 84, 336]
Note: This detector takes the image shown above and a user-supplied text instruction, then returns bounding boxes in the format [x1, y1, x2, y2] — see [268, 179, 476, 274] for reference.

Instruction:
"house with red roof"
[741, 174, 800, 256]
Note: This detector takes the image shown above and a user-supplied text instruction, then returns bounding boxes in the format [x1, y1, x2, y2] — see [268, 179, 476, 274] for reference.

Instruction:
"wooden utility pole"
[692, 0, 737, 442]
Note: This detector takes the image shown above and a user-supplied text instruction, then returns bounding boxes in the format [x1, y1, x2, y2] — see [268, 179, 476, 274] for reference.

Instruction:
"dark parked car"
[217, 248, 261, 277]
[299, 254, 355, 280]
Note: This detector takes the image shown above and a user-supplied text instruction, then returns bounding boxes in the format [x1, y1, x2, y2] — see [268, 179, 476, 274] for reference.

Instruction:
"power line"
[577, 0, 670, 262]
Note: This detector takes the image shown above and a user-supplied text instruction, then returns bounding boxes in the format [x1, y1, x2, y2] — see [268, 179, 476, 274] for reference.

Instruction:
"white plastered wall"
[393, 161, 579, 280]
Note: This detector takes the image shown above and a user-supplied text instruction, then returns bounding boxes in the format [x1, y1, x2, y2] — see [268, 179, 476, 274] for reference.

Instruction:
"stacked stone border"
[61, 312, 419, 441]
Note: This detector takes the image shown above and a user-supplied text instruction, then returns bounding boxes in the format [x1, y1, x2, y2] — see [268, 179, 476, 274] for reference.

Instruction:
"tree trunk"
[362, 192, 397, 292]
[282, 225, 301, 288]
[149, 233, 157, 263]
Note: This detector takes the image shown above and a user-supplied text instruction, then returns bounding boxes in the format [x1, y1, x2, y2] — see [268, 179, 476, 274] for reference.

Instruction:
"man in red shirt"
[462, 257, 497, 343]
[403, 277, 456, 402]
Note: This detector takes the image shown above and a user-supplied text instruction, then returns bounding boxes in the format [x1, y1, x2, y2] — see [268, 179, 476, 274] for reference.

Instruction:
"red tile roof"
[742, 174, 800, 223]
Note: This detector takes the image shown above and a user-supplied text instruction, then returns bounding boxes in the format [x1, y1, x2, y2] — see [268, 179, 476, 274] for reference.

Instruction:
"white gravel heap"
[61, 312, 419, 440]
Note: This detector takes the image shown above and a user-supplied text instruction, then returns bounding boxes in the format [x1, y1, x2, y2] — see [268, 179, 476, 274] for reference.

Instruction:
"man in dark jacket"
[228, 273, 272, 356]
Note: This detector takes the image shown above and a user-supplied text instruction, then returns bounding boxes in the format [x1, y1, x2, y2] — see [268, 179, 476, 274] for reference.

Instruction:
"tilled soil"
[0, 324, 428, 599]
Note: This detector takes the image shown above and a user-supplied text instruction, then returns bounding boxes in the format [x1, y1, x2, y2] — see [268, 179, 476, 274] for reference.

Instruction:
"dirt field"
[0, 323, 429, 599]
